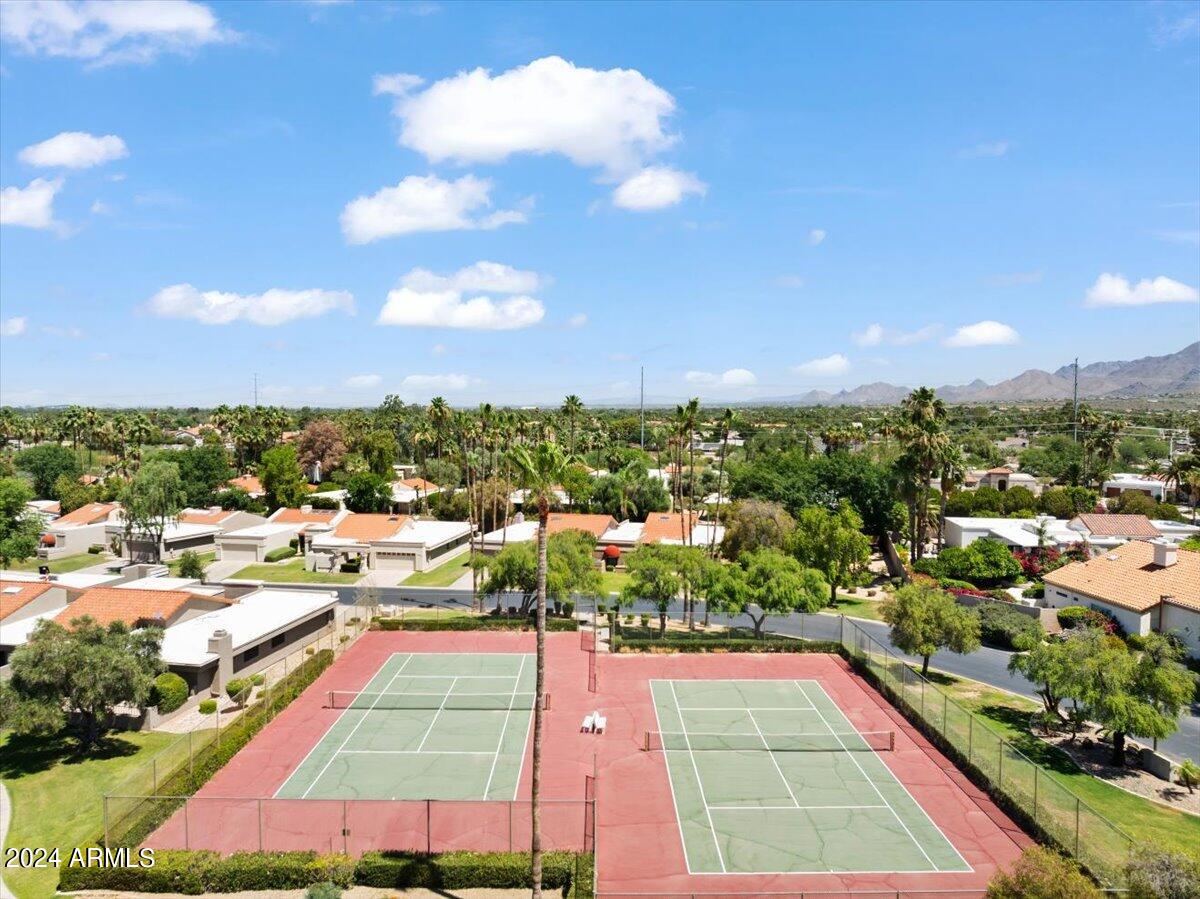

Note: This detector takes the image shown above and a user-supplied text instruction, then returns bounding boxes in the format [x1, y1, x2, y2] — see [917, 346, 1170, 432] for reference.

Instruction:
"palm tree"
[895, 388, 949, 561]
[560, 395, 584, 457]
[427, 397, 452, 458]
[936, 444, 965, 552]
[710, 408, 736, 558]
[508, 441, 574, 899]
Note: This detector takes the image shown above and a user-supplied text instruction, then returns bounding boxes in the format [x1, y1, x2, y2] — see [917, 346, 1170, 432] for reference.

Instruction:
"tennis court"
[276, 652, 536, 801]
[649, 678, 972, 875]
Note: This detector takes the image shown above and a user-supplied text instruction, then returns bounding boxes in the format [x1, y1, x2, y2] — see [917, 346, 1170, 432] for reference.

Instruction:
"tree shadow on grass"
[977, 702, 1081, 776]
[0, 730, 141, 780]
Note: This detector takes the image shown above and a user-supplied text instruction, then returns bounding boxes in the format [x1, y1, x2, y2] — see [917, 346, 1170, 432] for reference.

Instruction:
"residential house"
[216, 506, 349, 562]
[391, 478, 440, 512]
[0, 580, 72, 666]
[25, 499, 60, 520]
[38, 502, 122, 560]
[1042, 541, 1200, 657]
[975, 467, 1041, 495]
[480, 512, 617, 553]
[944, 516, 1080, 551]
[307, 513, 472, 572]
[1101, 473, 1166, 502]
[107, 507, 266, 563]
[225, 474, 265, 498]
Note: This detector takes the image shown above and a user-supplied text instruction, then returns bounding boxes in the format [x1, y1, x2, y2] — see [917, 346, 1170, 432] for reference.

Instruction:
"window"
[242, 645, 260, 662]
[271, 634, 285, 649]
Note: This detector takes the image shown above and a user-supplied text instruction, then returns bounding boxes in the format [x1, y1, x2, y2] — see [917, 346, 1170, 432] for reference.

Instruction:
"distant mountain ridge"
[751, 342, 1200, 406]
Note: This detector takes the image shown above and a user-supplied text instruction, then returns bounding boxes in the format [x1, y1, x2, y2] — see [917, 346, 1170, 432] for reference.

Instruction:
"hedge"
[265, 545, 297, 563]
[102, 650, 335, 848]
[976, 602, 1043, 651]
[60, 850, 587, 895]
[151, 672, 189, 714]
[612, 635, 842, 654]
[374, 616, 578, 632]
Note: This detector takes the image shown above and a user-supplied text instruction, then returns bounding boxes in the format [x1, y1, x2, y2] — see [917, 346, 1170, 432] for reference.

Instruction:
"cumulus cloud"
[852, 323, 939, 347]
[612, 166, 706, 211]
[19, 132, 128, 168]
[685, 368, 757, 388]
[792, 354, 850, 377]
[1084, 273, 1198, 307]
[1, 177, 63, 230]
[1, 316, 28, 337]
[340, 174, 527, 243]
[378, 262, 546, 330]
[400, 373, 476, 393]
[808, 229, 826, 246]
[943, 320, 1020, 347]
[146, 283, 355, 326]
[378, 56, 677, 176]
[344, 373, 382, 389]
[0, 0, 235, 66]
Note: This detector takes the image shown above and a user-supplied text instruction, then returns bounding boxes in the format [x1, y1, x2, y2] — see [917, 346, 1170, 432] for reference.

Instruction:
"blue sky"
[1, 0, 1198, 407]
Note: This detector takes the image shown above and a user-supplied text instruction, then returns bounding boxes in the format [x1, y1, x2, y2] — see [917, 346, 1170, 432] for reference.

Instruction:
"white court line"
[793, 680, 937, 871]
[649, 680, 696, 875]
[341, 749, 495, 755]
[297, 654, 415, 799]
[709, 804, 889, 810]
[677, 706, 815, 711]
[745, 707, 800, 808]
[670, 680, 728, 874]
[483, 653, 528, 799]
[415, 676, 458, 752]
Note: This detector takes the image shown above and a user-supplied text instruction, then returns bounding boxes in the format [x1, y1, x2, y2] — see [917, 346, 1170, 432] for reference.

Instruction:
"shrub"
[289, 537, 300, 549]
[597, 603, 608, 615]
[198, 699, 217, 714]
[561, 598, 575, 617]
[613, 633, 841, 654]
[986, 846, 1101, 898]
[59, 850, 218, 894]
[265, 546, 297, 563]
[938, 578, 978, 591]
[352, 850, 578, 891]
[308, 495, 342, 510]
[1022, 583, 1044, 599]
[1055, 604, 1123, 636]
[306, 884, 342, 899]
[1178, 759, 1200, 795]
[177, 549, 207, 579]
[250, 673, 266, 686]
[1126, 847, 1200, 899]
[204, 852, 354, 892]
[912, 557, 943, 579]
[87, 544, 104, 554]
[225, 677, 252, 704]
[976, 603, 1044, 651]
[151, 672, 189, 713]
[340, 560, 361, 573]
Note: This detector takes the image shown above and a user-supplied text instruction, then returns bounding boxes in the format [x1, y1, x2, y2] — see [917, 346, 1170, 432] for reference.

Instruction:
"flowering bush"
[1012, 546, 1061, 579]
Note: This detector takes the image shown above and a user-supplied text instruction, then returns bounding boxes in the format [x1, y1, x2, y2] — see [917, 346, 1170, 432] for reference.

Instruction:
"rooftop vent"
[1153, 541, 1177, 568]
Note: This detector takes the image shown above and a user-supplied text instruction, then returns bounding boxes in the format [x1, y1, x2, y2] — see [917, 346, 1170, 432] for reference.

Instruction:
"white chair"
[580, 713, 596, 732]
[593, 713, 607, 733]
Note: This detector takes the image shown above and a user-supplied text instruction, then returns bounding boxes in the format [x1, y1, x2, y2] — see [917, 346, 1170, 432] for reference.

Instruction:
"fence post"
[343, 800, 348, 855]
[998, 741, 1004, 789]
[258, 798, 263, 851]
[942, 692, 948, 735]
[1032, 767, 1039, 823]
[1074, 797, 1081, 857]
[968, 714, 974, 764]
[426, 800, 432, 855]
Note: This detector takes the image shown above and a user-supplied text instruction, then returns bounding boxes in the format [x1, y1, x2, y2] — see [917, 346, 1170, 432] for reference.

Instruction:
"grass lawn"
[821, 592, 884, 621]
[167, 550, 216, 577]
[1, 729, 176, 899]
[230, 558, 361, 585]
[401, 553, 472, 587]
[923, 668, 1200, 860]
[9, 552, 105, 574]
[397, 608, 474, 621]
[597, 568, 630, 595]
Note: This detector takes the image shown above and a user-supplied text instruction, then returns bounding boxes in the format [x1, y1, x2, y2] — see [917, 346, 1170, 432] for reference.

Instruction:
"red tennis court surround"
[144, 629, 1028, 893]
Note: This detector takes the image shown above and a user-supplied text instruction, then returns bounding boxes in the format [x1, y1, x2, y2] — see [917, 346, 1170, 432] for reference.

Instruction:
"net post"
[889, 731, 895, 752]
[643, 730, 649, 752]
[426, 799, 432, 855]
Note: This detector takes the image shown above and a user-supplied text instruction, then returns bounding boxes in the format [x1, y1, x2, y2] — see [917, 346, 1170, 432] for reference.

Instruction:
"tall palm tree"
[427, 397, 452, 458]
[508, 441, 574, 899]
[560, 395, 584, 457]
[710, 408, 736, 558]
[896, 387, 949, 561]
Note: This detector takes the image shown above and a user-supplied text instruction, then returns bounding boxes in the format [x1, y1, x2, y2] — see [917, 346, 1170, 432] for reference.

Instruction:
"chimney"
[207, 628, 234, 695]
[1153, 541, 1177, 568]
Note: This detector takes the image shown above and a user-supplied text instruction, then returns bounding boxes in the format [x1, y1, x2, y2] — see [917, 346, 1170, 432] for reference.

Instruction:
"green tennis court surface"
[650, 678, 971, 875]
[276, 652, 534, 800]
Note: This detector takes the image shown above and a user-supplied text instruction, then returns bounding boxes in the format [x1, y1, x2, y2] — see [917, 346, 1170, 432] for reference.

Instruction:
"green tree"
[719, 499, 795, 559]
[879, 583, 981, 676]
[259, 445, 308, 509]
[709, 548, 828, 638]
[15, 443, 80, 498]
[52, 473, 99, 513]
[360, 429, 398, 479]
[119, 459, 186, 563]
[177, 549, 207, 579]
[345, 472, 392, 513]
[3, 617, 164, 748]
[1037, 486, 1097, 519]
[0, 476, 42, 568]
[791, 502, 872, 606]
[1007, 637, 1088, 719]
[559, 462, 595, 510]
[1126, 847, 1200, 899]
[621, 544, 682, 637]
[173, 443, 235, 507]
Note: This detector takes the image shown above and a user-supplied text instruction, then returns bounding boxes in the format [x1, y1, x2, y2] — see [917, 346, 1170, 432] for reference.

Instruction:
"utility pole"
[1071, 357, 1078, 444]
[639, 366, 645, 450]
[253, 372, 259, 408]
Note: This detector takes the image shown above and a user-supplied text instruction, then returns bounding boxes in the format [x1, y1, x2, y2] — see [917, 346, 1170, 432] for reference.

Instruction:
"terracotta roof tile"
[271, 508, 341, 529]
[1044, 542, 1200, 613]
[228, 475, 263, 495]
[178, 508, 234, 526]
[0, 581, 55, 621]
[401, 478, 439, 492]
[50, 502, 119, 527]
[640, 511, 701, 544]
[334, 513, 409, 542]
[54, 587, 228, 628]
[545, 513, 617, 539]
[1073, 513, 1162, 538]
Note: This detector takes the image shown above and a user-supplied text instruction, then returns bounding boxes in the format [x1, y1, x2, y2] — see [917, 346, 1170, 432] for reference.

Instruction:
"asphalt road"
[281, 582, 1200, 764]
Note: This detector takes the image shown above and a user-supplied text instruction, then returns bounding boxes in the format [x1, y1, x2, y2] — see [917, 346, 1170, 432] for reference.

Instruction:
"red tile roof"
[640, 511, 701, 544]
[401, 478, 439, 492]
[333, 514, 409, 542]
[545, 513, 617, 539]
[1044, 542, 1200, 613]
[271, 507, 342, 531]
[227, 474, 263, 495]
[54, 587, 231, 628]
[0, 581, 55, 621]
[50, 502, 119, 527]
[178, 508, 234, 526]
[1072, 513, 1162, 539]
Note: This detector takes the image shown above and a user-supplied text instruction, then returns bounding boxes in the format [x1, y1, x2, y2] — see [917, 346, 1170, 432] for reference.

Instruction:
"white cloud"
[943, 320, 1020, 347]
[959, 140, 1013, 159]
[380, 56, 677, 176]
[1084, 273, 1199, 307]
[146, 283, 355, 326]
[378, 262, 546, 330]
[567, 313, 588, 328]
[0, 0, 235, 66]
[340, 174, 527, 243]
[42, 324, 86, 339]
[1153, 230, 1200, 246]
[852, 323, 939, 347]
[0, 316, 28, 337]
[401, 260, 542, 295]
[774, 275, 805, 289]
[792, 354, 850, 377]
[400, 373, 476, 393]
[1, 177, 63, 230]
[19, 132, 128, 168]
[373, 72, 424, 96]
[90, 199, 112, 215]
[612, 166, 705, 211]
[808, 228, 826, 246]
[685, 368, 757, 388]
[344, 373, 382, 389]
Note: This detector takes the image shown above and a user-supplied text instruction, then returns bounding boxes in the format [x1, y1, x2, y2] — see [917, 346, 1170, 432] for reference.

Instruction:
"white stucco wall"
[1041, 585, 1152, 636]
[1160, 604, 1200, 659]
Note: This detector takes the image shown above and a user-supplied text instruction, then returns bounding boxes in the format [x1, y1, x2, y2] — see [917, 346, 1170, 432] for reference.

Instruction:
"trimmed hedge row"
[103, 649, 336, 848]
[612, 635, 841, 654]
[374, 616, 578, 632]
[265, 545, 297, 563]
[60, 850, 586, 895]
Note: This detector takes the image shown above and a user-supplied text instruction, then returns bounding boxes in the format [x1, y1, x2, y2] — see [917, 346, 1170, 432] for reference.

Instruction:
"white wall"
[1160, 604, 1200, 659]
[1042, 585, 1152, 636]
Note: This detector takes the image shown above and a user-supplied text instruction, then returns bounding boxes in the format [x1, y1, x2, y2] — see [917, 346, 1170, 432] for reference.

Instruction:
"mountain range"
[748, 342, 1200, 406]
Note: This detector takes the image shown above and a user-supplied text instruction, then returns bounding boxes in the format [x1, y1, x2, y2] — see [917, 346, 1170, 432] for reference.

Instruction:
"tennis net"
[644, 729, 895, 752]
[327, 690, 549, 711]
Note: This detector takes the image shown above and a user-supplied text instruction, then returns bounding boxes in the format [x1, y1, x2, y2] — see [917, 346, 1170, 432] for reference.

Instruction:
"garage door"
[374, 551, 415, 571]
[220, 544, 261, 563]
